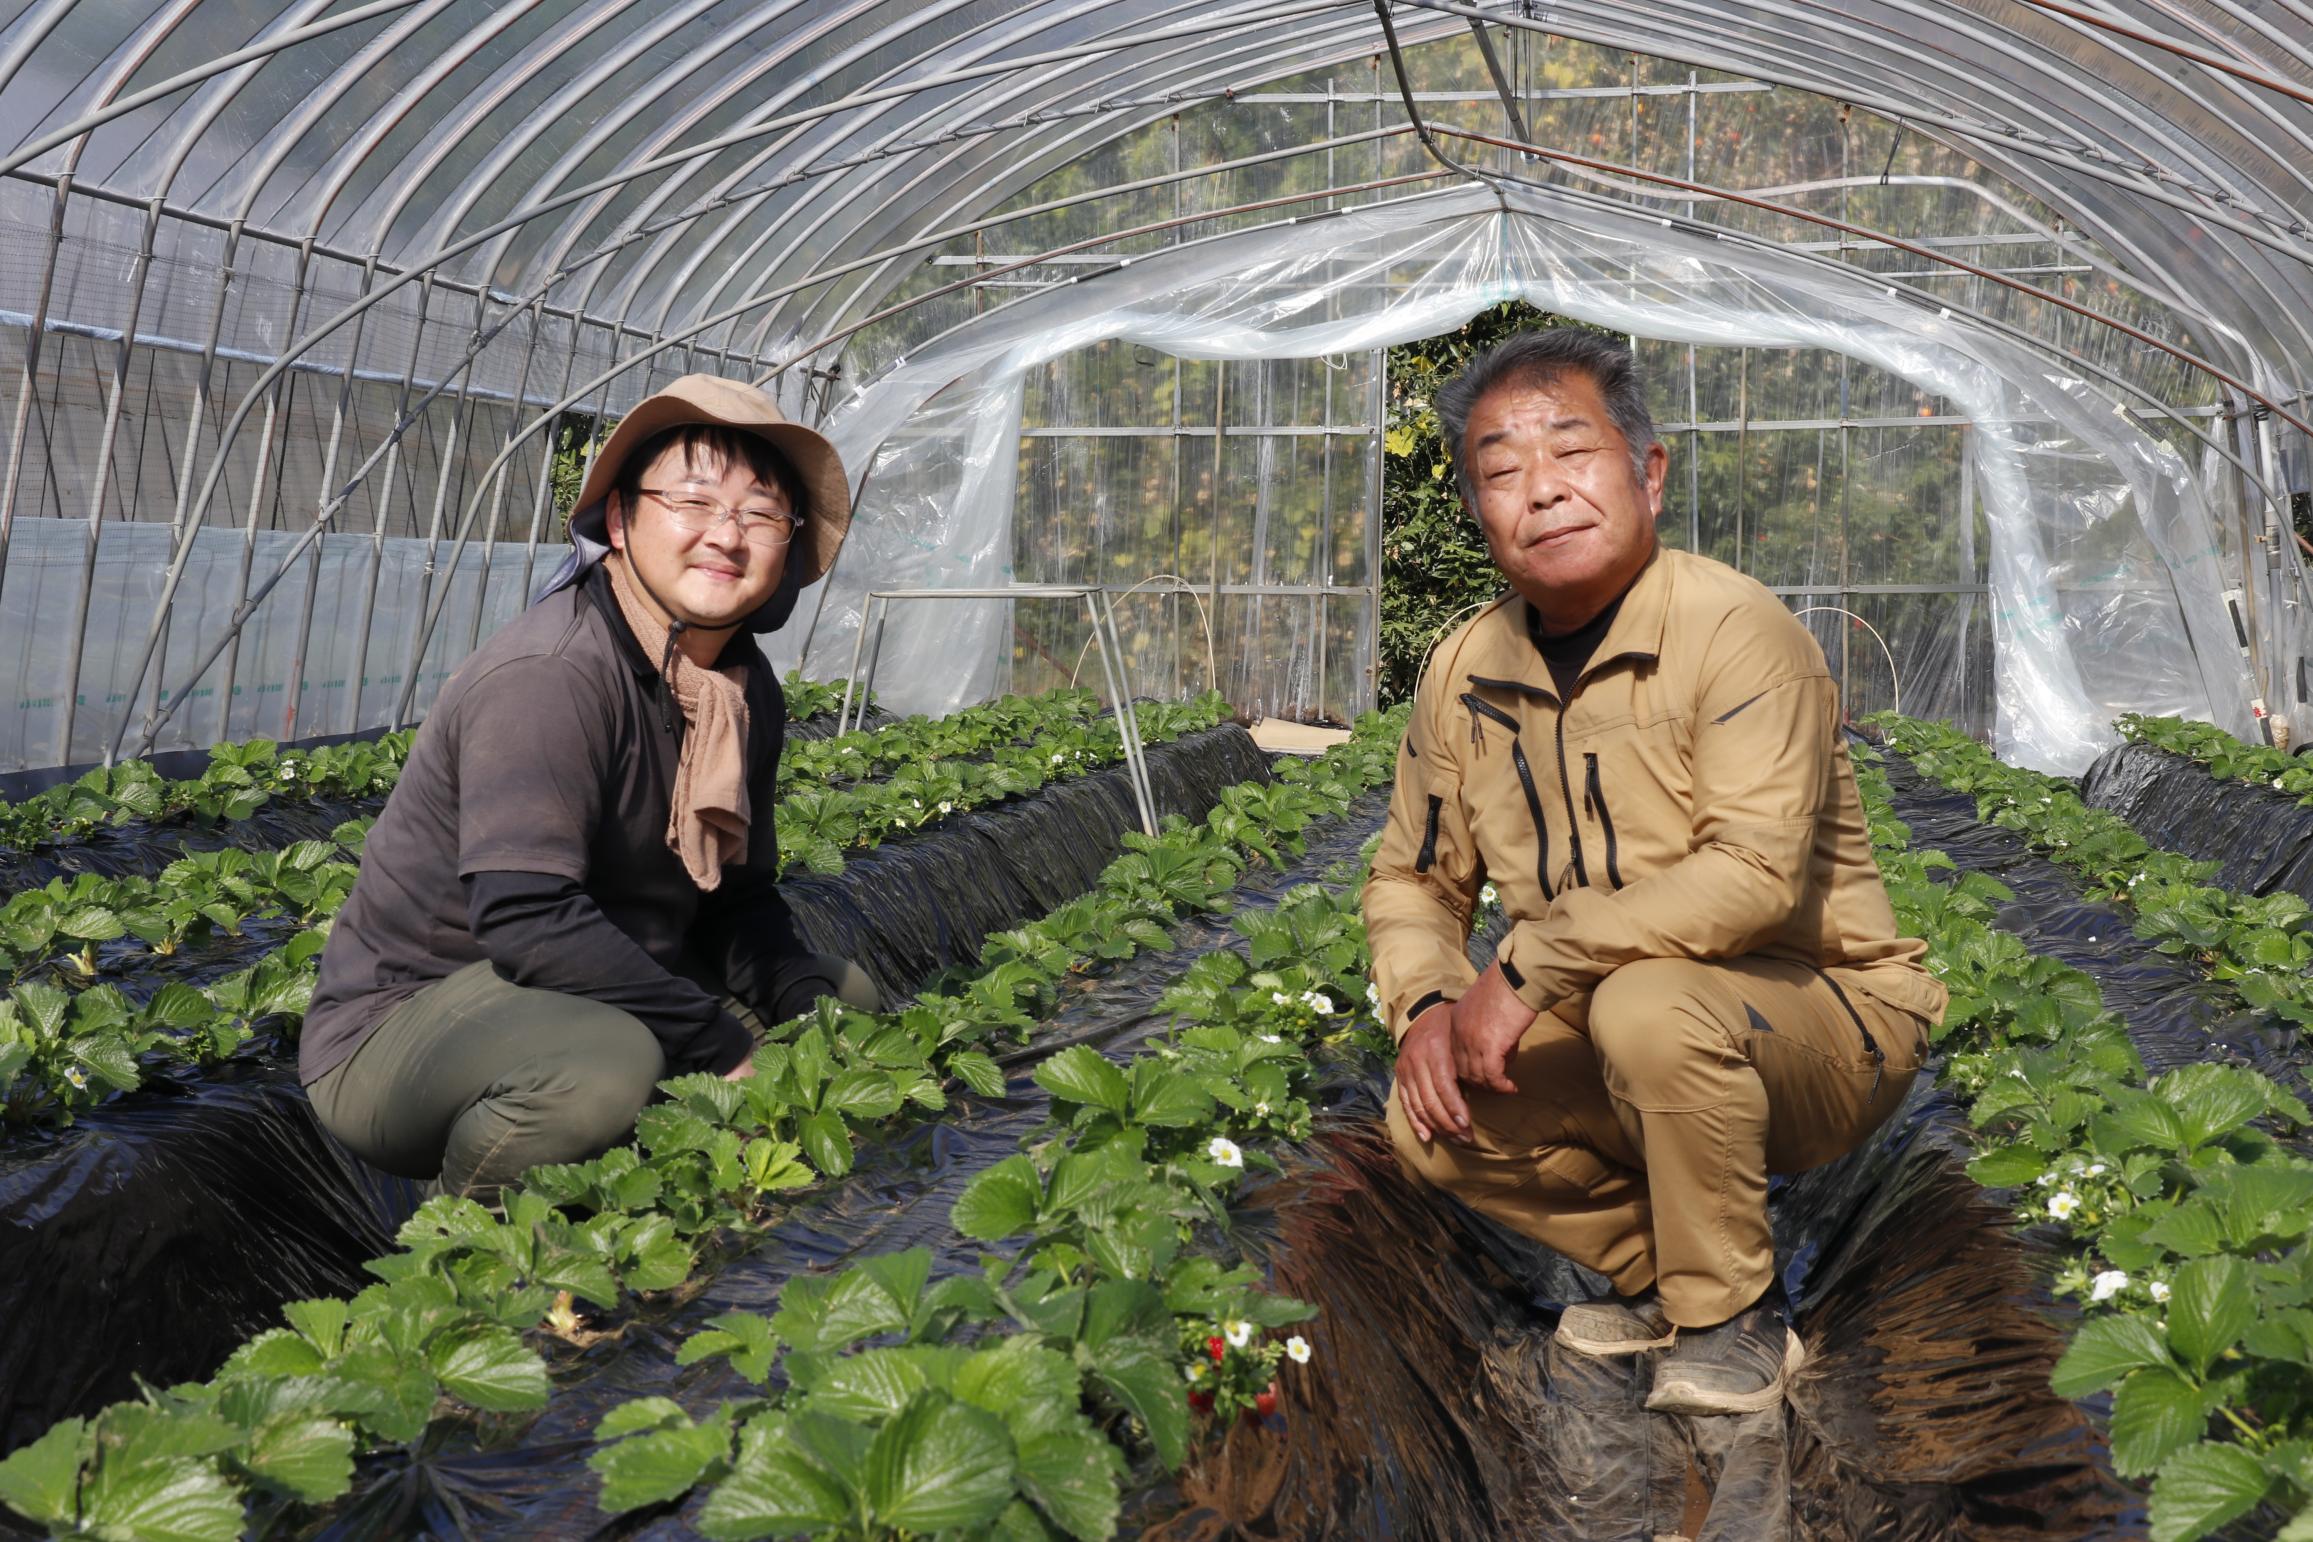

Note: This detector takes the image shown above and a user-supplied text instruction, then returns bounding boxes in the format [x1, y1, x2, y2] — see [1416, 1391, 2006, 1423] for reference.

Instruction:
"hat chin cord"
[620, 545, 740, 734]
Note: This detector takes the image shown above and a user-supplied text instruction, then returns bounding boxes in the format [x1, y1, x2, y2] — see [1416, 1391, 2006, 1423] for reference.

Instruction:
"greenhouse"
[0, 1, 2310, 1538]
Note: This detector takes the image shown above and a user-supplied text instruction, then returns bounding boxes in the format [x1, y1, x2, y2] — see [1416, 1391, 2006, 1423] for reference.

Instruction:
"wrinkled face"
[1463, 370, 1666, 629]
[607, 440, 787, 631]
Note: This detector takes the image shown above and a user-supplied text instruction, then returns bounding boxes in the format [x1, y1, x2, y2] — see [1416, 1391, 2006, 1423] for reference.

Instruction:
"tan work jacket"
[1364, 546, 1946, 1043]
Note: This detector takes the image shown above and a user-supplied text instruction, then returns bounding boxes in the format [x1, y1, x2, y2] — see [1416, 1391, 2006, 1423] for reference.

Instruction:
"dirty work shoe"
[1645, 1287, 1804, 1415]
[1555, 1286, 1675, 1356]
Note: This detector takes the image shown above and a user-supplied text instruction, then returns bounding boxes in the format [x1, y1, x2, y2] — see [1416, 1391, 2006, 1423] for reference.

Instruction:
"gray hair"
[1436, 328, 1658, 506]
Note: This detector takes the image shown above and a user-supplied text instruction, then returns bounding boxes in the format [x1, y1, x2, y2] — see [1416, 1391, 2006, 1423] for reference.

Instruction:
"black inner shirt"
[1527, 590, 1627, 701]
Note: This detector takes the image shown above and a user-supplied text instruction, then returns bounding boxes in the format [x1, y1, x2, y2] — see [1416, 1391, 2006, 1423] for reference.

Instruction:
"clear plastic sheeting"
[805, 186, 2251, 771]
[0, 519, 537, 769]
[0, 4, 2304, 773]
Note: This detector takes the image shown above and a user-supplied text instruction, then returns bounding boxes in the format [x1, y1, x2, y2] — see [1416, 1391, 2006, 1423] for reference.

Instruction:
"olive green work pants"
[1387, 955, 1930, 1328]
[309, 953, 878, 1202]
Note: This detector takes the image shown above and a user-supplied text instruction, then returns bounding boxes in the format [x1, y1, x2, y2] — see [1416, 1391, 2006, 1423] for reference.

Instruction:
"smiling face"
[605, 437, 789, 641]
[1463, 369, 1667, 632]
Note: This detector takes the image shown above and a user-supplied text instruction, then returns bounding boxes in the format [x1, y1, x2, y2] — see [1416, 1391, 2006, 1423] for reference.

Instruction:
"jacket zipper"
[1583, 752, 1625, 890]
[1553, 711, 1590, 890]
[1460, 693, 1555, 901]
[1415, 796, 1443, 874]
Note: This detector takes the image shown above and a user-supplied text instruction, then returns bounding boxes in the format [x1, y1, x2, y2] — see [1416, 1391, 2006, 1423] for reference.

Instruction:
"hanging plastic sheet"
[2079, 741, 2313, 907]
[805, 185, 2253, 773]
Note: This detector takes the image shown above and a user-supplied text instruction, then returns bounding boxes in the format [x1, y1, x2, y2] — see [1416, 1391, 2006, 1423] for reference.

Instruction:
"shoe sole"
[1554, 1323, 1677, 1356]
[1643, 1327, 1806, 1415]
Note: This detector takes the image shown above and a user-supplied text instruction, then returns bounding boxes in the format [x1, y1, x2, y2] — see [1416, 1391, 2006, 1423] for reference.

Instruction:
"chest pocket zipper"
[1460, 693, 1555, 902]
[1583, 752, 1625, 890]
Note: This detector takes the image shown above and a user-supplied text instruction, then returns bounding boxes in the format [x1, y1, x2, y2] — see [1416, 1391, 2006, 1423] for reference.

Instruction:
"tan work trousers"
[1387, 955, 1928, 1327]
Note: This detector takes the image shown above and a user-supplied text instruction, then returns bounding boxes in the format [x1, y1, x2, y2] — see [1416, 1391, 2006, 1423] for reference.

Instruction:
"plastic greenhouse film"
[291, 792, 1395, 1540]
[2080, 741, 2313, 907]
[1882, 757, 2313, 1100]
[0, 1062, 417, 1454]
[814, 188, 2249, 768]
[0, 724, 1267, 1461]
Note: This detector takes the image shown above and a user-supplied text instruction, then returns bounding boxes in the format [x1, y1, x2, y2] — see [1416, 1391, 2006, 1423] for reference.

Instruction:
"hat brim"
[573, 388, 850, 587]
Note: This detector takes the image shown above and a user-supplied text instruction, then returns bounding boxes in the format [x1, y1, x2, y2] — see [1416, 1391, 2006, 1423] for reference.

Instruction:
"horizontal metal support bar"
[1228, 84, 1776, 101]
[1761, 584, 1991, 595]
[0, 305, 616, 412]
[1020, 424, 1375, 437]
[947, 583, 1374, 599]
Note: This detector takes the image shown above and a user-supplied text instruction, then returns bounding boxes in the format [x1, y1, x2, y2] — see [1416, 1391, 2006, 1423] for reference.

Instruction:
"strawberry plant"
[2119, 713, 2313, 806]
[1856, 743, 2313, 1539]
[0, 707, 1413, 1540]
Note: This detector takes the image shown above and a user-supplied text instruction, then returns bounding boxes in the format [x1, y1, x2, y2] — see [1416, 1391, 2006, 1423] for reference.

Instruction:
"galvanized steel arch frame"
[0, 0, 2302, 772]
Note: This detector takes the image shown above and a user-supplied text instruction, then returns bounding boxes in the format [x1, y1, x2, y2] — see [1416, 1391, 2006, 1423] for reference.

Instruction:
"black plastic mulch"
[1880, 755, 2313, 1100]
[2079, 741, 2313, 908]
[0, 791, 379, 891]
[301, 790, 1394, 1541]
[306, 775, 2134, 1542]
[0, 727, 1272, 1462]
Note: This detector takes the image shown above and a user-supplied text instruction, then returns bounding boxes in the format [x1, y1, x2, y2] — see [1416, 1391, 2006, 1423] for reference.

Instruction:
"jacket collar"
[1461, 545, 1674, 699]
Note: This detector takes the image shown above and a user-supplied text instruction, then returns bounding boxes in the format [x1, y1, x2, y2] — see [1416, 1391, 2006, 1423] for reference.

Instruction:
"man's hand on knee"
[1395, 1001, 1472, 1145]
[1451, 963, 1533, 1096]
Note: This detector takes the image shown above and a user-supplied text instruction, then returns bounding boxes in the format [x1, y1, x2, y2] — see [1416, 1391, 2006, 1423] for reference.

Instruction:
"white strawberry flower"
[2048, 1190, 2081, 1220]
[1184, 1361, 1206, 1383]
[1207, 1136, 1244, 1169]
[2149, 1280, 2172, 1304]
[1301, 990, 1336, 1015]
[1254, 1101, 1271, 1117]
[2090, 1270, 2128, 1303]
[65, 1066, 88, 1090]
[1270, 991, 1292, 1007]
[1285, 1335, 1312, 1364]
[1224, 1320, 1252, 1348]
[938, 800, 954, 813]
[1480, 882, 1499, 907]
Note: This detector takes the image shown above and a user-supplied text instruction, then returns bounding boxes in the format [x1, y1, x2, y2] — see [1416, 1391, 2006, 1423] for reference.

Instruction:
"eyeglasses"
[638, 488, 805, 546]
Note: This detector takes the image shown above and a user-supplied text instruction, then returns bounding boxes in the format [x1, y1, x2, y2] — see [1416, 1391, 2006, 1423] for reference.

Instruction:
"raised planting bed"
[0, 710, 1393, 1525]
[2080, 736, 2313, 908]
[1864, 739, 2313, 1540]
[0, 692, 1236, 1132]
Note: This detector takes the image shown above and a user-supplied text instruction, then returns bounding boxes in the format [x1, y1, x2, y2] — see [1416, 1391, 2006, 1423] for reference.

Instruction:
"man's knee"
[1384, 1083, 1457, 1188]
[1590, 958, 1738, 1105]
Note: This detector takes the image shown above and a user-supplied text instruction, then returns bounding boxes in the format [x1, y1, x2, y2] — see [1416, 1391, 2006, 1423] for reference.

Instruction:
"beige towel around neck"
[603, 553, 751, 889]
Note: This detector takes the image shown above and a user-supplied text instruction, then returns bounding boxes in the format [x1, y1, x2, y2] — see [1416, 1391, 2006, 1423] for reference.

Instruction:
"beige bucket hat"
[567, 373, 851, 588]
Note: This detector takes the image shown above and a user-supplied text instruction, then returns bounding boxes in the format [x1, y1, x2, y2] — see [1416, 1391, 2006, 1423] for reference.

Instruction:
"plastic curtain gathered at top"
[796, 184, 2254, 773]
